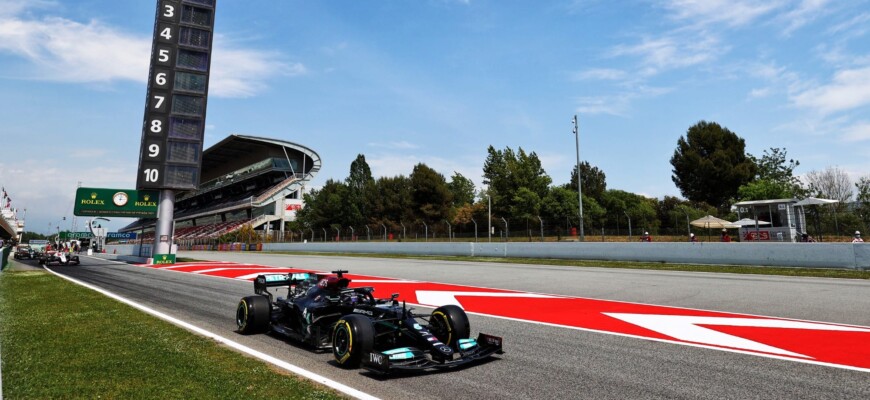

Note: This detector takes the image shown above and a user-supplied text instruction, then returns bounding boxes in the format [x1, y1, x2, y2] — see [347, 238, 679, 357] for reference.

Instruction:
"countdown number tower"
[136, 0, 217, 260]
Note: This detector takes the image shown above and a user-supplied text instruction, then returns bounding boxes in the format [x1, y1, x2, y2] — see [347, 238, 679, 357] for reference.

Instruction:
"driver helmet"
[318, 276, 340, 291]
[856, 231, 862, 236]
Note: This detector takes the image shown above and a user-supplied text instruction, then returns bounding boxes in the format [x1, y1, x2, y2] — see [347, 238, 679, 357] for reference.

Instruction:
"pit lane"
[39, 253, 870, 399]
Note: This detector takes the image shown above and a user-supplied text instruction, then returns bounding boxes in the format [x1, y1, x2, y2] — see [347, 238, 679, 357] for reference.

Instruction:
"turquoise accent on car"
[382, 347, 414, 355]
[382, 347, 417, 360]
[458, 338, 478, 350]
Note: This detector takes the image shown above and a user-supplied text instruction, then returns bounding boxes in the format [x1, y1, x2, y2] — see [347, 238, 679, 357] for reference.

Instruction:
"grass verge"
[266, 251, 870, 280]
[0, 270, 344, 400]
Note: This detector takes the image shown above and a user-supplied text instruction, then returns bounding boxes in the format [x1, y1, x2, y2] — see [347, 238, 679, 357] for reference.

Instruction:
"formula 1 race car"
[38, 250, 80, 266]
[13, 245, 34, 260]
[235, 270, 503, 374]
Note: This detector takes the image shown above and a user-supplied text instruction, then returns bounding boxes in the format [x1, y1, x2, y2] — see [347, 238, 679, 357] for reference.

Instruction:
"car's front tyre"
[429, 305, 471, 349]
[332, 314, 374, 368]
[236, 295, 270, 334]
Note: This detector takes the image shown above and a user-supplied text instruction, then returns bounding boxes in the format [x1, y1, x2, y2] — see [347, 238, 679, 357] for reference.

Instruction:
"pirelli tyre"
[429, 305, 471, 350]
[332, 314, 374, 368]
[236, 295, 271, 334]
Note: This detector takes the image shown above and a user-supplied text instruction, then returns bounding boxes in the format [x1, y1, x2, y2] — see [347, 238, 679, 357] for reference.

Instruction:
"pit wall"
[104, 242, 870, 270]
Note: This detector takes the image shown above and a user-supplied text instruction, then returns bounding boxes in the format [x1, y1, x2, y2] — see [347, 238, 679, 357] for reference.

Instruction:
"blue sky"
[1, 0, 869, 234]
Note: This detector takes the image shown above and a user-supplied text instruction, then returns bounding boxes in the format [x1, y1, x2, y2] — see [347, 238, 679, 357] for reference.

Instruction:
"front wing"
[362, 333, 503, 374]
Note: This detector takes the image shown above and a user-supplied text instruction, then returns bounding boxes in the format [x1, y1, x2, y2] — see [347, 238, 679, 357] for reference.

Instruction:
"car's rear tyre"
[429, 305, 470, 349]
[332, 314, 374, 368]
[236, 295, 270, 334]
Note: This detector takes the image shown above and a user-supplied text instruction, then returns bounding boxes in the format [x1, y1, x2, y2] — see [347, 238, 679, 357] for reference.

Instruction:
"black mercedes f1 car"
[235, 270, 503, 373]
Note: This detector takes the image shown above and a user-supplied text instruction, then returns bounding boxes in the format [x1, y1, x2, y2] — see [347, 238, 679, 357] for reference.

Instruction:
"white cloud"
[367, 141, 419, 150]
[0, 8, 304, 98]
[0, 0, 56, 18]
[608, 34, 724, 75]
[575, 86, 672, 116]
[779, 0, 832, 35]
[210, 41, 306, 98]
[572, 68, 626, 81]
[0, 160, 136, 234]
[841, 121, 870, 142]
[662, 0, 783, 27]
[791, 66, 870, 114]
[827, 12, 870, 38]
[0, 17, 150, 82]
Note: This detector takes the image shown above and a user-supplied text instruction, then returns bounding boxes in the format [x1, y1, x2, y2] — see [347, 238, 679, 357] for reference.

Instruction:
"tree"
[855, 176, 870, 230]
[346, 154, 374, 226]
[738, 147, 805, 200]
[482, 145, 552, 219]
[670, 121, 756, 209]
[448, 172, 475, 207]
[369, 175, 413, 230]
[410, 163, 453, 227]
[510, 187, 542, 222]
[566, 161, 607, 200]
[296, 179, 350, 231]
[737, 179, 795, 201]
[600, 190, 660, 233]
[805, 166, 853, 205]
[541, 186, 578, 224]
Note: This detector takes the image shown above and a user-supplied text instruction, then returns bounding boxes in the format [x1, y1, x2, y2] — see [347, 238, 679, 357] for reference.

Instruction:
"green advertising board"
[73, 188, 159, 218]
[152, 253, 176, 265]
[59, 232, 94, 240]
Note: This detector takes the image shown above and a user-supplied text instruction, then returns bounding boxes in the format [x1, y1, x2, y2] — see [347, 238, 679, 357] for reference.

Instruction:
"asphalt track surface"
[40, 252, 870, 400]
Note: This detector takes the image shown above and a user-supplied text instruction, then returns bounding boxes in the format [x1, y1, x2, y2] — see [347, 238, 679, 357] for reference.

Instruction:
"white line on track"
[47, 259, 380, 400]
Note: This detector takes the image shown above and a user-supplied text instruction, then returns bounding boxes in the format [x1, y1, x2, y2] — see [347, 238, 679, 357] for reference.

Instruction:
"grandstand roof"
[201, 134, 320, 182]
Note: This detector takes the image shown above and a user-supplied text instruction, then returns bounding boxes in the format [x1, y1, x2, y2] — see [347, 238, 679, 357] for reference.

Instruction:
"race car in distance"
[38, 250, 80, 266]
[236, 270, 503, 373]
[13, 245, 34, 260]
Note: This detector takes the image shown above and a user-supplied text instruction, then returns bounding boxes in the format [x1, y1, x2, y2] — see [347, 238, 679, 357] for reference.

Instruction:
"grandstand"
[0, 188, 23, 242]
[120, 134, 320, 250]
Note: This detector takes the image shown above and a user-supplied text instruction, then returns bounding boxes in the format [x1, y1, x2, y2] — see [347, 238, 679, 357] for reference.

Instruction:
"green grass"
[266, 251, 870, 280]
[0, 270, 345, 400]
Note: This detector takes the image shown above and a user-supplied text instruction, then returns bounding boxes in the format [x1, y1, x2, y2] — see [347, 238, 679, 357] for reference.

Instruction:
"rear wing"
[253, 273, 317, 296]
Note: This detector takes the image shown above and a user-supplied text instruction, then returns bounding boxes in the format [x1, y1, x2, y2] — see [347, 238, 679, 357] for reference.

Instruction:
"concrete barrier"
[262, 241, 870, 270]
[107, 241, 869, 270]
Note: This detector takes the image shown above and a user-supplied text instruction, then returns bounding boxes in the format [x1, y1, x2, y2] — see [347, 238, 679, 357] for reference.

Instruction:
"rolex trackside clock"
[113, 192, 129, 207]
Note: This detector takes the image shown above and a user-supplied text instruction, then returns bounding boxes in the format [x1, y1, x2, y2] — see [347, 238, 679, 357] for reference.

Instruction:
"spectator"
[641, 232, 652, 242]
[689, 233, 697, 243]
[853, 231, 864, 243]
[720, 229, 731, 242]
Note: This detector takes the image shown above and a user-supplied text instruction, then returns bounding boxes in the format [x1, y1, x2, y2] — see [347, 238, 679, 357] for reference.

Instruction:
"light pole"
[321, 227, 326, 242]
[445, 220, 452, 242]
[334, 226, 340, 242]
[572, 114, 585, 241]
[537, 216, 544, 242]
[365, 225, 371, 241]
[681, 207, 691, 237]
[381, 223, 387, 241]
[471, 219, 477, 242]
[624, 211, 632, 241]
[400, 221, 406, 240]
[487, 194, 492, 242]
[422, 222, 428, 242]
[501, 217, 508, 242]
[349, 226, 354, 241]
